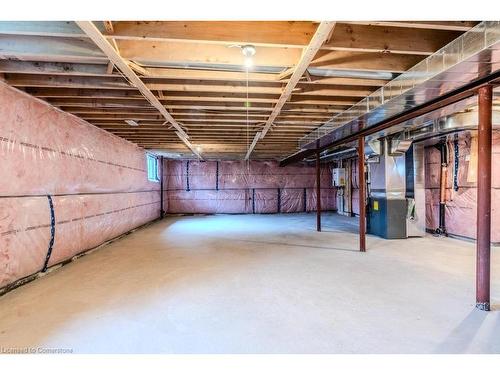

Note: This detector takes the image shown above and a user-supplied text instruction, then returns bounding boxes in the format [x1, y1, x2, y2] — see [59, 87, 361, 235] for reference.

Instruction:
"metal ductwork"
[298, 21, 500, 150]
[306, 68, 396, 81]
[303, 146, 358, 163]
[389, 138, 412, 155]
[369, 138, 407, 200]
[363, 106, 500, 240]
[366, 139, 382, 156]
[368, 107, 500, 145]
[144, 61, 398, 80]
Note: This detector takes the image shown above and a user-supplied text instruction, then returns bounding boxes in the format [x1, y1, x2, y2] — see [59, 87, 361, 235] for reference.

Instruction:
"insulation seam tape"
[0, 136, 146, 173]
[0, 200, 161, 238]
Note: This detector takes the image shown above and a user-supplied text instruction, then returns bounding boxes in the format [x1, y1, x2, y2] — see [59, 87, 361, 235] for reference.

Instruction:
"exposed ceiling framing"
[75, 21, 202, 159]
[0, 21, 478, 159]
[253, 22, 336, 153]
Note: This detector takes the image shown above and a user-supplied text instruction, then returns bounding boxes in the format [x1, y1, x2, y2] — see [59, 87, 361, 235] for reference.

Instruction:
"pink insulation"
[163, 160, 337, 214]
[0, 82, 161, 289]
[424, 130, 500, 242]
[349, 158, 361, 216]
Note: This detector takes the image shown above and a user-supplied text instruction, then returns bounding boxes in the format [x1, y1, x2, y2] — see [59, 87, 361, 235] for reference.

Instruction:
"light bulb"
[244, 57, 253, 69]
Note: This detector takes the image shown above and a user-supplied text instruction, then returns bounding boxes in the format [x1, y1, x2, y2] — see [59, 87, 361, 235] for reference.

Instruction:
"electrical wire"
[246, 64, 250, 171]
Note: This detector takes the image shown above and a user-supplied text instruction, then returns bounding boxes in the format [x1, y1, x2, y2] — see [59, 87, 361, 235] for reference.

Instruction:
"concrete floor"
[0, 212, 499, 354]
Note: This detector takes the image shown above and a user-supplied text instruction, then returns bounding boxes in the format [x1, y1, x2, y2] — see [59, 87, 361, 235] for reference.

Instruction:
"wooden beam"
[175, 131, 202, 159]
[127, 60, 149, 76]
[106, 62, 114, 74]
[77, 113, 331, 121]
[117, 40, 416, 72]
[57, 105, 343, 116]
[244, 132, 263, 160]
[326, 23, 462, 56]
[310, 50, 422, 73]
[56, 104, 343, 115]
[0, 21, 93, 37]
[110, 21, 316, 47]
[242, 22, 336, 160]
[346, 21, 478, 32]
[0, 61, 109, 76]
[0, 61, 389, 87]
[278, 67, 294, 81]
[260, 22, 336, 140]
[76, 21, 203, 159]
[0, 21, 473, 55]
[2, 21, 468, 161]
[9, 74, 375, 98]
[6, 74, 130, 89]
[103, 21, 114, 34]
[117, 39, 301, 68]
[0, 34, 107, 63]
[27, 86, 367, 103]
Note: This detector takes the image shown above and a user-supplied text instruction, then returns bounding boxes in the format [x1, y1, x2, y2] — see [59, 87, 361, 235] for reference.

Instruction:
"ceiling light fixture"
[244, 57, 253, 69]
[241, 45, 256, 70]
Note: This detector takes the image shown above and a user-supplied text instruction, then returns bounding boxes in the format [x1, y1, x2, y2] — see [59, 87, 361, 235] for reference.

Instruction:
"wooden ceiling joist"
[0, 20, 476, 159]
[245, 21, 336, 159]
[0, 35, 424, 73]
[345, 21, 478, 32]
[0, 21, 474, 53]
[75, 21, 202, 159]
[0, 60, 391, 88]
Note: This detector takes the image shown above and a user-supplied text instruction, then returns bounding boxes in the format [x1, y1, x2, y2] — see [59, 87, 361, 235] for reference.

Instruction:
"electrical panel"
[332, 168, 346, 187]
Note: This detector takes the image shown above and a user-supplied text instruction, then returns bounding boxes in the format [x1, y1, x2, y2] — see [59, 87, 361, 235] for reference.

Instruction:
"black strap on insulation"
[453, 135, 459, 192]
[252, 188, 256, 214]
[215, 161, 219, 191]
[303, 188, 307, 212]
[41, 195, 56, 272]
[186, 160, 190, 192]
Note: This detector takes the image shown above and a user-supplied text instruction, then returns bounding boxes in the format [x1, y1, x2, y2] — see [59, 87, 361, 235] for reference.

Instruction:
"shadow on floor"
[206, 236, 360, 253]
[433, 309, 490, 353]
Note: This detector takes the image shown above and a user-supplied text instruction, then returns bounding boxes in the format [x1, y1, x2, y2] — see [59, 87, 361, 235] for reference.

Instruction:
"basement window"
[147, 154, 159, 182]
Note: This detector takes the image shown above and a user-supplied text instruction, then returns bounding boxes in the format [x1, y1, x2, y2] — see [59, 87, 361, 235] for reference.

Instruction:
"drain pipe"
[435, 139, 448, 236]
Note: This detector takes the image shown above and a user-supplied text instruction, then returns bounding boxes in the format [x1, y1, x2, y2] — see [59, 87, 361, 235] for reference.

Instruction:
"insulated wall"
[347, 158, 361, 216]
[424, 130, 500, 242]
[162, 160, 337, 214]
[0, 82, 161, 290]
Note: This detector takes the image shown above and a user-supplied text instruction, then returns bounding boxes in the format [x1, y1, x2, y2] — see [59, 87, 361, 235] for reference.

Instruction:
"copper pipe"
[436, 141, 448, 235]
[358, 137, 366, 252]
[476, 85, 492, 311]
[316, 150, 321, 232]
